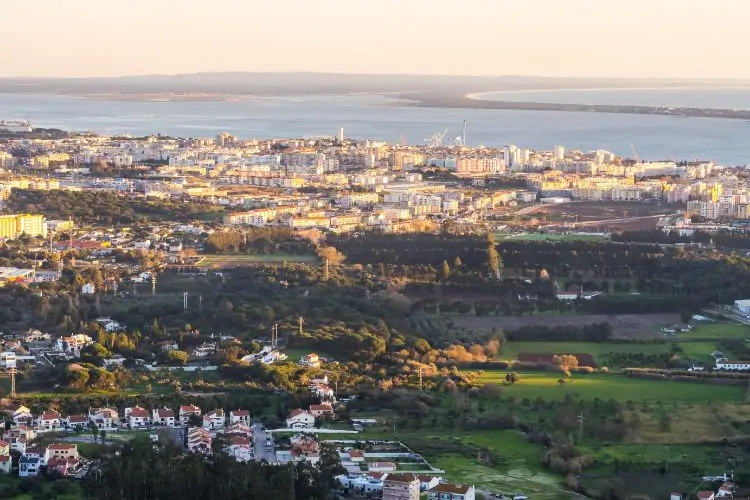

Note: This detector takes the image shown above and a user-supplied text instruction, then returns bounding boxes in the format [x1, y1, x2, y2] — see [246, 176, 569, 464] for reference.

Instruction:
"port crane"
[451, 120, 467, 147]
[424, 128, 448, 147]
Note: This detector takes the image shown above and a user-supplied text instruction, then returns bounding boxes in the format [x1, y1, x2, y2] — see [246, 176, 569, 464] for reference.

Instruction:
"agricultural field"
[453, 313, 681, 339]
[196, 253, 318, 267]
[497, 341, 671, 366]
[475, 370, 745, 402]
[675, 323, 750, 340]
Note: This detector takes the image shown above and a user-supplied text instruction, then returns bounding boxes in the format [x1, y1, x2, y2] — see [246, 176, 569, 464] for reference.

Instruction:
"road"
[252, 423, 275, 463]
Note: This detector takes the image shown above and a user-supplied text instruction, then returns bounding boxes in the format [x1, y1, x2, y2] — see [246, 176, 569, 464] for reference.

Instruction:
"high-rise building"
[216, 132, 235, 148]
[0, 214, 47, 239]
[554, 145, 565, 161]
[338, 127, 344, 142]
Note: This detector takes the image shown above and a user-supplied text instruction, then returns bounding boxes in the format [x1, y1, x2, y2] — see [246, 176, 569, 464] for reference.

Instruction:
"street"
[252, 423, 275, 463]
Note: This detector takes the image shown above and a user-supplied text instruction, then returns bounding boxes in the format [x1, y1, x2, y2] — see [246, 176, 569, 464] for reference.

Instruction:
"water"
[1, 92, 750, 166]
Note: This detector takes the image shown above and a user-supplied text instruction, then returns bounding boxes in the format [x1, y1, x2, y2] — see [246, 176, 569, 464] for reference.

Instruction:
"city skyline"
[2, 0, 748, 79]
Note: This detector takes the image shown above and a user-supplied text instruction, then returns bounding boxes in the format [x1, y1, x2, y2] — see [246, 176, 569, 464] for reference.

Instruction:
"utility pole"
[198, 294, 202, 312]
[9, 367, 16, 398]
[577, 411, 585, 442]
[183, 292, 188, 311]
[324, 258, 329, 281]
[418, 366, 423, 391]
[151, 273, 157, 295]
[298, 316, 304, 336]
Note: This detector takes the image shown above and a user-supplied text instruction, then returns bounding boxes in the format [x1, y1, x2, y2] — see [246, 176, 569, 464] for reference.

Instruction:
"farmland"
[497, 341, 671, 365]
[474, 370, 745, 402]
[196, 253, 318, 267]
[452, 313, 681, 339]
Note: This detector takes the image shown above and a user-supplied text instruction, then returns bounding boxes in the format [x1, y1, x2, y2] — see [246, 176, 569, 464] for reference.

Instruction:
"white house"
[225, 436, 253, 462]
[309, 403, 334, 418]
[285, 409, 315, 429]
[299, 353, 321, 368]
[0, 456, 11, 474]
[81, 283, 96, 294]
[418, 475, 441, 491]
[202, 409, 225, 430]
[7, 405, 33, 426]
[426, 483, 476, 500]
[152, 408, 177, 427]
[19, 456, 40, 477]
[88, 407, 119, 430]
[125, 405, 151, 428]
[229, 409, 251, 426]
[735, 299, 750, 314]
[179, 405, 202, 425]
[36, 410, 62, 432]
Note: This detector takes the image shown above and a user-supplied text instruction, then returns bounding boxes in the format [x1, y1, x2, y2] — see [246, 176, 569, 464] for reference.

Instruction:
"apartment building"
[0, 214, 47, 239]
[426, 483, 476, 500]
[382, 473, 420, 500]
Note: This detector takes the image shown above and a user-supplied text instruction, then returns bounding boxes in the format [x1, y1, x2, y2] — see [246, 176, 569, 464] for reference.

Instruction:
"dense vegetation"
[6, 189, 225, 224]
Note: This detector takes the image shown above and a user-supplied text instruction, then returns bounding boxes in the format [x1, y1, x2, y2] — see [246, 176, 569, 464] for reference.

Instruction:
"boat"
[0, 120, 32, 133]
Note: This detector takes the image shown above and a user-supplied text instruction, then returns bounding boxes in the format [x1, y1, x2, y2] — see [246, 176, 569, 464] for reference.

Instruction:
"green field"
[197, 253, 318, 266]
[498, 341, 670, 364]
[495, 232, 609, 242]
[676, 323, 750, 340]
[282, 347, 335, 361]
[675, 341, 722, 364]
[476, 370, 744, 402]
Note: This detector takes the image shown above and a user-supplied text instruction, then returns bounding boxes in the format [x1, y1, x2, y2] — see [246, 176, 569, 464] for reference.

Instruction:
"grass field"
[498, 341, 670, 364]
[676, 323, 750, 340]
[282, 347, 335, 361]
[197, 253, 318, 267]
[495, 232, 609, 243]
[475, 370, 745, 402]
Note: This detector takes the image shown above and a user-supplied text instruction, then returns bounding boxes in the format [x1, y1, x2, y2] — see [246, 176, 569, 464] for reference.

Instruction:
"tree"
[87, 421, 99, 442]
[486, 234, 501, 279]
[167, 350, 189, 366]
[440, 260, 450, 281]
[317, 246, 345, 265]
[100, 430, 107, 443]
[454, 256, 462, 270]
[505, 372, 520, 384]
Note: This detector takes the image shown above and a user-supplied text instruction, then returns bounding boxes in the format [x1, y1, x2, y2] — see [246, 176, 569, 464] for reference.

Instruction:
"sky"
[2, 0, 748, 79]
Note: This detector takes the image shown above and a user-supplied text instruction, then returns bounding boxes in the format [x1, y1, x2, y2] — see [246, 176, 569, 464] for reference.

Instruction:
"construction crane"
[424, 128, 448, 147]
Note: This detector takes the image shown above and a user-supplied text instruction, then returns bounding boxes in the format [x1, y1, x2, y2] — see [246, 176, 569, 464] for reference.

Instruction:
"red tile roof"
[0, 456, 10, 463]
[428, 483, 472, 494]
[230, 410, 249, 417]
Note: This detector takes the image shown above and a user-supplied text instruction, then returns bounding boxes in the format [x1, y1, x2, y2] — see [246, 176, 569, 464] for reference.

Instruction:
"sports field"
[475, 370, 744, 402]
[196, 253, 318, 267]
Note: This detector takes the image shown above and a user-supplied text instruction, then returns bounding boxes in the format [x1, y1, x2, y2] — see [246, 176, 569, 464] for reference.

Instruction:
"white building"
[81, 283, 96, 295]
[285, 409, 315, 429]
[715, 360, 750, 371]
[125, 406, 151, 428]
[735, 299, 750, 315]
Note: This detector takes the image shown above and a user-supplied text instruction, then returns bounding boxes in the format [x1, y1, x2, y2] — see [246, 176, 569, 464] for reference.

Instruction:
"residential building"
[179, 404, 202, 425]
[152, 408, 177, 427]
[225, 435, 253, 462]
[309, 403, 334, 418]
[229, 409, 251, 426]
[426, 483, 476, 500]
[81, 283, 96, 294]
[187, 427, 212, 455]
[370, 462, 398, 473]
[382, 473, 420, 500]
[64, 414, 88, 430]
[202, 409, 225, 430]
[0, 456, 10, 474]
[125, 405, 151, 428]
[418, 476, 441, 491]
[37, 410, 62, 432]
[0, 214, 47, 239]
[285, 409, 315, 429]
[46, 443, 79, 461]
[299, 353, 321, 368]
[88, 407, 119, 429]
[19, 456, 40, 477]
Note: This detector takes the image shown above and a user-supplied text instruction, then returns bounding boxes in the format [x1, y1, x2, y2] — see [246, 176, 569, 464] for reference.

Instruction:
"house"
[0, 455, 10, 474]
[715, 360, 750, 371]
[299, 353, 321, 368]
[717, 481, 734, 497]
[81, 283, 96, 294]
[4, 426, 37, 451]
[125, 405, 151, 428]
[285, 409, 315, 429]
[223, 422, 253, 436]
[6, 404, 33, 426]
[309, 383, 335, 400]
[88, 407, 119, 430]
[187, 427, 212, 455]
[370, 461, 398, 473]
[225, 435, 254, 462]
[697, 492, 715, 500]
[418, 476, 441, 491]
[426, 483, 476, 500]
[57, 334, 93, 356]
[309, 403, 334, 418]
[202, 409, 225, 429]
[24, 446, 46, 466]
[338, 473, 387, 494]
[64, 414, 88, 430]
[19, 456, 40, 477]
[46, 443, 78, 461]
[37, 410, 62, 432]
[152, 408, 177, 427]
[47, 456, 72, 476]
[382, 473, 420, 500]
[229, 409, 251, 426]
[158, 341, 179, 352]
[179, 404, 202, 425]
[348, 450, 365, 463]
[0, 441, 8, 457]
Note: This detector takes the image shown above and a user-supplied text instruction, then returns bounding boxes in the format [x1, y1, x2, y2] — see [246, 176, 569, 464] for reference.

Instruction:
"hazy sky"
[2, 0, 747, 78]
